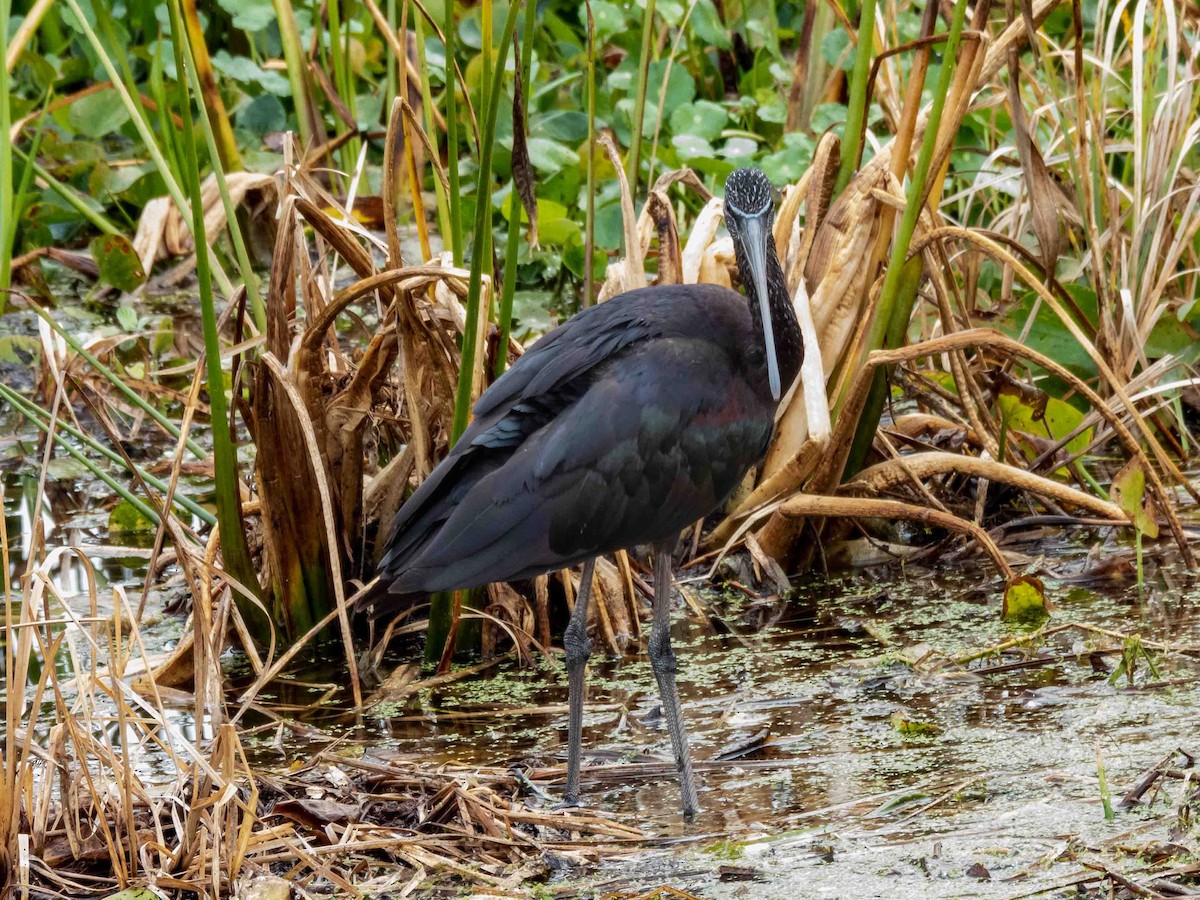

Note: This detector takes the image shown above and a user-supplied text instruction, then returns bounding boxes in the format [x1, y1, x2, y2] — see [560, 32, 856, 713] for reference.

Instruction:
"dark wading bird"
[376, 167, 803, 817]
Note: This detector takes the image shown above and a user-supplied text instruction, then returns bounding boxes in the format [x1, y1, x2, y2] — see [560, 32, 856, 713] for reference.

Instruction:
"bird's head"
[723, 167, 783, 401]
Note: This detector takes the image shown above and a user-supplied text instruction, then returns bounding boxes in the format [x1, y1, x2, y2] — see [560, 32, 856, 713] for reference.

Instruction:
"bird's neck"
[738, 237, 804, 399]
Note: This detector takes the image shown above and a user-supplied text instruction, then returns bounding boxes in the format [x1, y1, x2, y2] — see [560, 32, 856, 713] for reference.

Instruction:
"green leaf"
[212, 51, 291, 96]
[594, 200, 625, 251]
[720, 137, 758, 161]
[822, 29, 853, 69]
[810, 102, 848, 134]
[152, 316, 176, 356]
[67, 88, 130, 139]
[108, 500, 156, 536]
[761, 133, 815, 183]
[101, 889, 160, 900]
[998, 286, 1099, 393]
[1145, 311, 1197, 359]
[237, 94, 287, 136]
[671, 133, 715, 161]
[590, 1, 627, 44]
[890, 710, 941, 736]
[652, 60, 696, 112]
[690, 0, 732, 49]
[994, 392, 1093, 463]
[535, 110, 588, 142]
[1111, 459, 1159, 538]
[89, 235, 146, 293]
[563, 234, 606, 280]
[669, 100, 727, 141]
[525, 137, 578, 175]
[1002, 575, 1049, 623]
[215, 0, 276, 30]
[116, 305, 139, 332]
[0, 336, 42, 367]
[521, 198, 579, 245]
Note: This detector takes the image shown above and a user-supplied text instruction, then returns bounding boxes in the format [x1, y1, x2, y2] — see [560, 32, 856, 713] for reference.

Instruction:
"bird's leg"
[648, 542, 700, 818]
[562, 557, 596, 807]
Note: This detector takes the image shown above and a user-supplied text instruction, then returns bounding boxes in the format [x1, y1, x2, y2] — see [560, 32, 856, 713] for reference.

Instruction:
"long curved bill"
[740, 215, 781, 401]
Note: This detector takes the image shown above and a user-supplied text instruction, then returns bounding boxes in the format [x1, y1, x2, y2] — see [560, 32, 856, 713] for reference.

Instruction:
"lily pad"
[669, 100, 728, 141]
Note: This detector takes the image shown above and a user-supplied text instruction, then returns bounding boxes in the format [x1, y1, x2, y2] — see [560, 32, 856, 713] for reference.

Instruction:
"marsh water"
[4, 454, 1200, 898]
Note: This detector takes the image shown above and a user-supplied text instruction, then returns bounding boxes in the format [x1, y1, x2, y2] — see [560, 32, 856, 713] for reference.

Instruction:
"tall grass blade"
[835, 0, 877, 193]
[0, 0, 14, 302]
[182, 0, 242, 171]
[626, 0, 657, 201]
[11, 146, 123, 236]
[450, 0, 522, 442]
[169, 0, 269, 641]
[445, 0, 464, 263]
[496, 2, 538, 376]
[428, 0, 522, 665]
[583, 0, 597, 307]
[0, 383, 216, 526]
[842, 0, 972, 478]
[272, 0, 315, 146]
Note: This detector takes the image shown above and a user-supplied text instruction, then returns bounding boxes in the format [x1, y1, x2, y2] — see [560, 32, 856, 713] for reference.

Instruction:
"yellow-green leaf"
[890, 711, 940, 736]
[995, 392, 1093, 474]
[108, 500, 155, 536]
[1002, 575, 1049, 623]
[1110, 459, 1159, 538]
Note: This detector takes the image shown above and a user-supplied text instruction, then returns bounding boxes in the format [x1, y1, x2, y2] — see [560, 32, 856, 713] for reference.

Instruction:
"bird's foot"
[552, 794, 585, 812]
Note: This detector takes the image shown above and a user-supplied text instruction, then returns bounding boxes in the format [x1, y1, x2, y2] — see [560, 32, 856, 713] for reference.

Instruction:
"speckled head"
[723, 167, 775, 228]
[722, 168, 783, 401]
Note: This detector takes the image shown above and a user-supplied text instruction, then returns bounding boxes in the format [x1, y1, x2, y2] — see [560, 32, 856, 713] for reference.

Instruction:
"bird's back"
[378, 284, 775, 596]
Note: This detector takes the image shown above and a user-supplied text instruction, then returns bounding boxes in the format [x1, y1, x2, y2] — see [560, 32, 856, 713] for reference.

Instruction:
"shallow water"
[4, 456, 1199, 897]
[355, 559, 1200, 897]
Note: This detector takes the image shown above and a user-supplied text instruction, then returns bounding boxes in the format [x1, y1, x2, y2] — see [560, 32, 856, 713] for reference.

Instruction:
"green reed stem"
[273, 0, 313, 146]
[842, 0, 970, 480]
[169, 0, 268, 640]
[835, 0, 877, 193]
[445, 0, 464, 264]
[626, 0, 656, 201]
[496, 0, 538, 377]
[177, 18, 266, 331]
[583, 0, 597, 308]
[1, 0, 15, 300]
[450, 0, 521, 443]
[429, 0, 521, 666]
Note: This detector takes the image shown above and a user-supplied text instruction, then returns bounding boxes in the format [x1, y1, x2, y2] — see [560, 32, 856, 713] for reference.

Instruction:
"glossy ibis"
[377, 167, 803, 817]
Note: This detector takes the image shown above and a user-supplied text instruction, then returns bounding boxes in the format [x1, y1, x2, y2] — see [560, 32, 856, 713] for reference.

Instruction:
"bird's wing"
[472, 286, 682, 418]
[388, 334, 772, 593]
[379, 288, 693, 579]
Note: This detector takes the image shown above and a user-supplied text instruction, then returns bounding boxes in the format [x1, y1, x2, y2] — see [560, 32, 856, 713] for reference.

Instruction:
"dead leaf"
[510, 31, 538, 248]
[272, 798, 364, 829]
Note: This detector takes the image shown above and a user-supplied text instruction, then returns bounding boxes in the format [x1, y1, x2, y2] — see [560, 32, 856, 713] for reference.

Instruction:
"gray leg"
[648, 542, 700, 817]
[562, 558, 596, 807]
